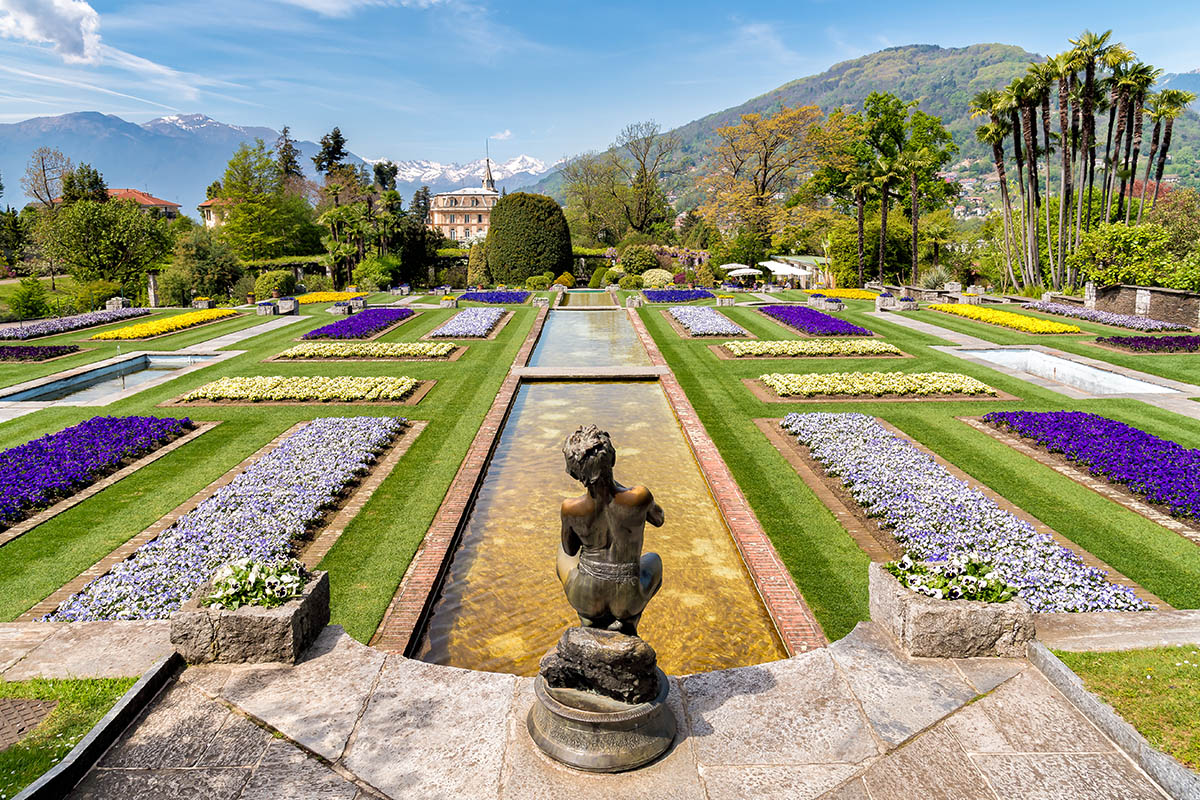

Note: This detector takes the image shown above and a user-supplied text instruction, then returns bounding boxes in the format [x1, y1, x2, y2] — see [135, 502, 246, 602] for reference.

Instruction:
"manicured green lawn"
[0, 275, 79, 314]
[640, 298, 1200, 641]
[1056, 646, 1200, 769]
[0, 676, 136, 798]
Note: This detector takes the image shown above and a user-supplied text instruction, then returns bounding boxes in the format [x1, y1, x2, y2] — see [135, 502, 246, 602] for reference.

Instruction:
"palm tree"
[998, 82, 1034, 284]
[1118, 63, 1162, 223]
[873, 156, 904, 283]
[1029, 61, 1058, 282]
[920, 210, 955, 271]
[1069, 29, 1113, 238]
[848, 164, 875, 287]
[1136, 93, 1166, 223]
[1098, 45, 1134, 217]
[1050, 51, 1079, 285]
[1151, 89, 1197, 209]
[899, 147, 935, 285]
[973, 120, 1018, 288]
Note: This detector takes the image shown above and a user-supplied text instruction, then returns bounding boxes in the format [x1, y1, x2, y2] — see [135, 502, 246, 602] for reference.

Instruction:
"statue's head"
[563, 425, 615, 488]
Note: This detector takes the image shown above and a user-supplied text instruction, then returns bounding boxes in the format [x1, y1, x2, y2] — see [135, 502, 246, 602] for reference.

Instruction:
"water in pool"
[529, 310, 652, 368]
[3, 354, 213, 403]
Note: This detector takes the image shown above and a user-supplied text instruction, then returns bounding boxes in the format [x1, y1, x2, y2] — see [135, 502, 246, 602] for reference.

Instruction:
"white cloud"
[490, 129, 512, 141]
[274, 0, 449, 17]
[0, 0, 101, 63]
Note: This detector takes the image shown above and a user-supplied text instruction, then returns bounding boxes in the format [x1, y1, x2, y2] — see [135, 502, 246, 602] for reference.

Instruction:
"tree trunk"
[1152, 117, 1175, 209]
[1010, 111, 1031, 284]
[1137, 119, 1162, 224]
[856, 191, 865, 287]
[1122, 95, 1144, 224]
[1101, 86, 1121, 219]
[1056, 78, 1072, 288]
[993, 142, 1019, 289]
[1114, 94, 1134, 221]
[1083, 58, 1098, 237]
[878, 184, 889, 283]
[910, 171, 919, 286]
[1021, 103, 1042, 285]
[1041, 93, 1056, 287]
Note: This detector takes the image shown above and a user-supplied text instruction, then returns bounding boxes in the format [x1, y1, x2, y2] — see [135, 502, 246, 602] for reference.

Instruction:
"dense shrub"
[619, 244, 658, 275]
[695, 264, 716, 288]
[618, 274, 644, 290]
[588, 266, 608, 289]
[352, 256, 397, 291]
[173, 228, 242, 298]
[642, 268, 674, 288]
[553, 272, 575, 288]
[485, 192, 572, 284]
[467, 242, 489, 286]
[437, 265, 467, 289]
[254, 269, 296, 298]
[603, 267, 624, 284]
[1069, 223, 1174, 286]
[299, 273, 332, 292]
[526, 275, 551, 290]
[74, 280, 123, 312]
[1163, 252, 1200, 292]
[9, 277, 49, 319]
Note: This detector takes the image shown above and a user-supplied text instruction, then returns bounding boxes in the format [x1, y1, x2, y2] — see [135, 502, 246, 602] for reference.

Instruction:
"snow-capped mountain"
[375, 155, 550, 188]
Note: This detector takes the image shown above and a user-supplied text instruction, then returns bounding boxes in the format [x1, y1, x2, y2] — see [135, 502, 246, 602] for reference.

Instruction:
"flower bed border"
[1087, 338, 1200, 357]
[658, 307, 755, 339]
[742, 377, 1017, 404]
[0, 421, 220, 550]
[79, 312, 244, 343]
[159, 379, 436, 408]
[708, 343, 910, 360]
[928, 307, 1092, 336]
[754, 307, 879, 338]
[0, 347, 97, 365]
[420, 309, 515, 341]
[265, 344, 466, 363]
[0, 311, 153, 342]
[293, 310, 420, 343]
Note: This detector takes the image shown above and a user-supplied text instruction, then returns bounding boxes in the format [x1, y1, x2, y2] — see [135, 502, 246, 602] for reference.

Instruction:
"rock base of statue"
[527, 628, 676, 772]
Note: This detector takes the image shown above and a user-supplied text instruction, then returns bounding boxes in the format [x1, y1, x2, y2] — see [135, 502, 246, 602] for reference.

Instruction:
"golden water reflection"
[416, 382, 786, 676]
[529, 311, 650, 368]
[561, 291, 615, 307]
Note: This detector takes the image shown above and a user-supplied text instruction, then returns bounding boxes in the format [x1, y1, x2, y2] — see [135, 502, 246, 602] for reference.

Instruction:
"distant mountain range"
[0, 112, 554, 214]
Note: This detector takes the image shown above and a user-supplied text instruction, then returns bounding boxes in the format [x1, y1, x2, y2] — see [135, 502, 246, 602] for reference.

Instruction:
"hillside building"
[428, 160, 500, 242]
[197, 197, 230, 228]
[51, 188, 181, 218]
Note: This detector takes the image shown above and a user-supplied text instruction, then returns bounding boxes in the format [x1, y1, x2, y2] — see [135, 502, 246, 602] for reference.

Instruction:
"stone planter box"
[170, 571, 330, 665]
[256, 303, 278, 316]
[192, 299, 215, 310]
[819, 299, 845, 313]
[957, 294, 981, 305]
[532, 296, 550, 308]
[625, 296, 644, 308]
[868, 562, 1034, 658]
[897, 299, 918, 311]
[350, 297, 367, 310]
[433, 287, 447, 296]
[105, 297, 132, 311]
[716, 297, 735, 307]
[277, 298, 298, 315]
[330, 304, 353, 315]
[943, 282, 962, 293]
[807, 297, 826, 308]
[874, 297, 899, 312]
[440, 297, 459, 308]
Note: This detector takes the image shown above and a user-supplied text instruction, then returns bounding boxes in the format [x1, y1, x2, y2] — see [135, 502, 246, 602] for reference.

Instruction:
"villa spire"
[483, 142, 496, 191]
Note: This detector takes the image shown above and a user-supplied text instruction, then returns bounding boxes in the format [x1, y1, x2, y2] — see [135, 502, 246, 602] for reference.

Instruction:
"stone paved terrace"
[62, 623, 1173, 799]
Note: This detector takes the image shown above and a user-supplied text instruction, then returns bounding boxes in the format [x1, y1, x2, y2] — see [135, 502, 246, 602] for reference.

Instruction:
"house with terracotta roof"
[197, 197, 231, 228]
[51, 188, 181, 218]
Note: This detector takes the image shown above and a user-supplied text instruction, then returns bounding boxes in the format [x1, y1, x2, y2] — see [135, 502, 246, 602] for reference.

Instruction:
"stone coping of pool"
[657, 307, 756, 339]
[511, 365, 670, 380]
[961, 416, 1200, 549]
[419, 309, 516, 341]
[265, 345, 468, 363]
[0, 421, 222, 550]
[158, 378, 436, 408]
[742, 377, 1018, 404]
[0, 349, 241, 408]
[707, 343, 914, 360]
[18, 420, 421, 623]
[291, 310, 422, 343]
[75, 312, 247, 343]
[756, 415, 1166, 610]
[0, 346, 98, 365]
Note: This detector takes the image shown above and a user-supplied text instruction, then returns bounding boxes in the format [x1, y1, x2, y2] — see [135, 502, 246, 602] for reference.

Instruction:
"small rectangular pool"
[1, 354, 216, 403]
[959, 349, 1179, 395]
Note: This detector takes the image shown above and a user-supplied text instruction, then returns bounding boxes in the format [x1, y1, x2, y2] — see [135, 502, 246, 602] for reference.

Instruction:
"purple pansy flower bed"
[1095, 334, 1200, 353]
[460, 291, 530, 304]
[984, 410, 1200, 520]
[0, 415, 193, 528]
[301, 308, 413, 340]
[668, 306, 746, 336]
[46, 417, 403, 621]
[1021, 301, 1189, 332]
[0, 344, 80, 361]
[644, 289, 714, 303]
[760, 305, 873, 337]
[0, 308, 151, 341]
[429, 307, 504, 338]
[782, 412, 1148, 612]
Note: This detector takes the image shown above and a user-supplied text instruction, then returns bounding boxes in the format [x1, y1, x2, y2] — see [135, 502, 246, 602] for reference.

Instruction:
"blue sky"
[1, 0, 1199, 164]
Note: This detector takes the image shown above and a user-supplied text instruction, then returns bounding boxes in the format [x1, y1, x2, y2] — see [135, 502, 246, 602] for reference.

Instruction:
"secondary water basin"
[958, 348, 1179, 395]
[561, 290, 615, 307]
[529, 309, 651, 368]
[1, 353, 217, 403]
[415, 381, 786, 676]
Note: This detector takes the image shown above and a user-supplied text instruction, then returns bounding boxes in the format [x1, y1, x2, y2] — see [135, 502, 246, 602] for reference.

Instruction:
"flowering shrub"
[781, 412, 1148, 612]
[645, 289, 715, 303]
[181, 375, 419, 402]
[277, 341, 457, 359]
[886, 554, 1018, 603]
[759, 305, 873, 336]
[1021, 301, 1189, 332]
[205, 558, 308, 610]
[0, 344, 80, 361]
[668, 306, 746, 336]
[90, 309, 239, 340]
[642, 269, 675, 289]
[0, 416, 193, 527]
[47, 417, 403, 620]
[985, 410, 1200, 520]
[811, 288, 877, 300]
[460, 291, 530, 304]
[301, 308, 413, 340]
[723, 340, 902, 357]
[1095, 334, 1200, 353]
[760, 371, 995, 397]
[295, 292, 369, 305]
[0, 308, 151, 341]
[429, 307, 504, 338]
[929, 303, 1081, 334]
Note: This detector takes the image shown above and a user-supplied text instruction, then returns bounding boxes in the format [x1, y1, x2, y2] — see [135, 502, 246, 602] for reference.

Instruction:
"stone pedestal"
[716, 296, 735, 307]
[256, 303, 278, 316]
[440, 297, 459, 308]
[277, 298, 298, 315]
[147, 272, 160, 308]
[532, 296, 550, 308]
[625, 296, 644, 308]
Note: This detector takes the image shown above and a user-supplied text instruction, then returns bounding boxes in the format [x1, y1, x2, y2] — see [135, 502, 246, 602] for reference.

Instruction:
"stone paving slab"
[1036, 609, 1200, 651]
[2, 620, 172, 680]
[0, 623, 57, 674]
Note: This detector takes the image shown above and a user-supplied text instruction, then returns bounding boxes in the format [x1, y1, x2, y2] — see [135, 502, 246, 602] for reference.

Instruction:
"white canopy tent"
[725, 266, 762, 277]
[759, 261, 810, 277]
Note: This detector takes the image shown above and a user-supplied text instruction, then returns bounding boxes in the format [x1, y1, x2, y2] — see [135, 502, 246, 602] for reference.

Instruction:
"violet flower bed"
[782, 412, 1149, 612]
[644, 289, 714, 303]
[984, 410, 1200, 520]
[429, 307, 504, 338]
[0, 415, 194, 528]
[460, 291, 529, 304]
[759, 305, 873, 336]
[1021, 301, 1189, 332]
[46, 416, 404, 621]
[1095, 334, 1200, 353]
[301, 308, 413, 340]
[0, 344, 80, 361]
[667, 306, 746, 336]
[0, 308, 151, 341]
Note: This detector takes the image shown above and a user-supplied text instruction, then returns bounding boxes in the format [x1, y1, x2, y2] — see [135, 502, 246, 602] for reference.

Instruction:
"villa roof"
[434, 187, 500, 197]
[107, 188, 180, 208]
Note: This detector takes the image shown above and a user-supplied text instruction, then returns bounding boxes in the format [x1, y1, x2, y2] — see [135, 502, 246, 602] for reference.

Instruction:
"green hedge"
[242, 255, 325, 271]
[485, 193, 572, 284]
[436, 248, 469, 258]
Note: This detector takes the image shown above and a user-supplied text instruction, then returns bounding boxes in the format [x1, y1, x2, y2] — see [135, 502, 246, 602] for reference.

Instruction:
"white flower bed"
[277, 342, 457, 359]
[429, 307, 504, 338]
[668, 306, 746, 336]
[781, 412, 1148, 612]
[181, 375, 420, 402]
[724, 340, 902, 357]
[759, 371, 995, 397]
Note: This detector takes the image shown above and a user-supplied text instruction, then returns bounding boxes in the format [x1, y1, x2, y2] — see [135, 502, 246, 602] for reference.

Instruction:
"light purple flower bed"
[429, 307, 504, 338]
[667, 306, 746, 336]
[0, 308, 151, 341]
[46, 417, 404, 621]
[781, 412, 1149, 612]
[759, 305, 873, 336]
[301, 308, 413, 339]
[460, 291, 529, 304]
[1021, 301, 1189, 332]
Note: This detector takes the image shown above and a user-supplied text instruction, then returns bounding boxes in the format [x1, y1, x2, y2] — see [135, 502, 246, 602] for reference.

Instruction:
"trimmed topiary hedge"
[485, 192, 572, 284]
[255, 270, 296, 298]
[588, 266, 608, 289]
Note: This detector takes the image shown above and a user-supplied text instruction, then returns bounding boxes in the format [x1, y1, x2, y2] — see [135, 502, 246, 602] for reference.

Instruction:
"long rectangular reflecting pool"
[415, 381, 786, 675]
[529, 310, 652, 368]
[957, 348, 1179, 395]
[561, 290, 615, 307]
[0, 353, 216, 403]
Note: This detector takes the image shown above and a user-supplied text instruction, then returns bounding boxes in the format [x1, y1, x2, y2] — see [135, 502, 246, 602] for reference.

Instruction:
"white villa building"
[428, 160, 500, 242]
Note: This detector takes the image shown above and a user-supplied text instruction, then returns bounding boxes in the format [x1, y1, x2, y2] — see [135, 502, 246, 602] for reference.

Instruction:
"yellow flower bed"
[724, 340, 902, 357]
[811, 288, 878, 300]
[90, 309, 239, 340]
[276, 342, 457, 359]
[759, 371, 996, 397]
[295, 292, 369, 305]
[929, 303, 1081, 334]
[181, 375, 419, 402]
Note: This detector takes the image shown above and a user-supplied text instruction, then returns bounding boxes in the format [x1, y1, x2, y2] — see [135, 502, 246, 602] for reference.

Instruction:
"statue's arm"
[560, 511, 581, 556]
[647, 500, 664, 527]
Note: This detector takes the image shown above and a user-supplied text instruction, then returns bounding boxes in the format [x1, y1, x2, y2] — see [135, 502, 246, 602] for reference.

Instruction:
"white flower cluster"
[759, 371, 995, 397]
[429, 308, 504, 338]
[724, 340, 902, 357]
[668, 306, 746, 336]
[182, 375, 420, 402]
[276, 342, 457, 359]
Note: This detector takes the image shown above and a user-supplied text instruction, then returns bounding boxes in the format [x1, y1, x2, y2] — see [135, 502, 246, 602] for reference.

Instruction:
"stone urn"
[868, 562, 1033, 658]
